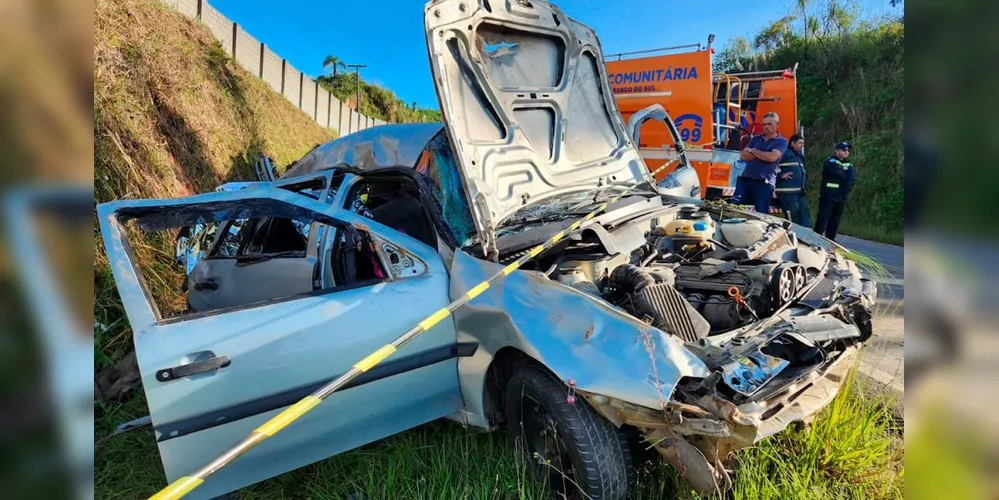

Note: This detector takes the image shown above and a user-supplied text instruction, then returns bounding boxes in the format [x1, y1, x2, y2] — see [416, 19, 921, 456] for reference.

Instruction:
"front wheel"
[505, 364, 635, 500]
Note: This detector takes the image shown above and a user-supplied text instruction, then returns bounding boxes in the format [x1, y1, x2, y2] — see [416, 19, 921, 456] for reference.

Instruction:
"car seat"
[369, 194, 436, 248]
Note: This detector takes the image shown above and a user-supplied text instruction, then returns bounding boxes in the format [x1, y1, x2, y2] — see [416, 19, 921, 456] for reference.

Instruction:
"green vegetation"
[94, 0, 334, 381]
[716, 1, 904, 245]
[319, 55, 443, 124]
[96, 366, 902, 499]
[93, 0, 901, 498]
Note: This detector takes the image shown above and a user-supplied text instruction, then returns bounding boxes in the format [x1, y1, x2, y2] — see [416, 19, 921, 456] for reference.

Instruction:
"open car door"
[97, 188, 464, 499]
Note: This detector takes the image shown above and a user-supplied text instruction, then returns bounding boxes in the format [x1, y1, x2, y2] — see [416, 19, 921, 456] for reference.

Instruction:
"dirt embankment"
[95, 0, 335, 391]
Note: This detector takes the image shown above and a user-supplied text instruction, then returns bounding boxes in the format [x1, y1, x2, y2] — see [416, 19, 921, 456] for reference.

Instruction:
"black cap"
[835, 141, 851, 151]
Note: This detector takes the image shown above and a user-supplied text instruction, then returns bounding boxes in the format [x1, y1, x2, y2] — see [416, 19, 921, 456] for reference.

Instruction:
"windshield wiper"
[502, 211, 590, 227]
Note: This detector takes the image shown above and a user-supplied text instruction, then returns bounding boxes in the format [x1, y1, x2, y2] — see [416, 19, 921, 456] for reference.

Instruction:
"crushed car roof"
[281, 123, 445, 179]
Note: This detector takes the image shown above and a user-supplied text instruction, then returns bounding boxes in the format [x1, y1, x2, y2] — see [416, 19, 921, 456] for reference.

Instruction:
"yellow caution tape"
[465, 281, 490, 299]
[502, 262, 519, 276]
[254, 396, 323, 436]
[352, 344, 399, 373]
[149, 476, 204, 500]
[417, 307, 451, 331]
[147, 158, 680, 500]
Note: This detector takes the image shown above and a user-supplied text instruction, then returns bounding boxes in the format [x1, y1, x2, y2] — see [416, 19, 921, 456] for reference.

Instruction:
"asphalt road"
[837, 235, 905, 393]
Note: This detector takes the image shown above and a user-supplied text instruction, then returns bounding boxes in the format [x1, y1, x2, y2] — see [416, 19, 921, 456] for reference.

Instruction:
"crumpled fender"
[448, 250, 710, 425]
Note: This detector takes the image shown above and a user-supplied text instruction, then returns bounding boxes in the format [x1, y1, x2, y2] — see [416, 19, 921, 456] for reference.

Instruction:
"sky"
[211, 0, 900, 110]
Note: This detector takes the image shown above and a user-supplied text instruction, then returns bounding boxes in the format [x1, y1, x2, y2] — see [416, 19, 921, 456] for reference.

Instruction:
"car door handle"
[156, 355, 231, 382]
[193, 279, 219, 291]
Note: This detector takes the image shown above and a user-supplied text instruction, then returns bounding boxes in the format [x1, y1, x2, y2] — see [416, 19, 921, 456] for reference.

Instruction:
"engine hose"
[544, 255, 566, 278]
[610, 264, 656, 292]
[640, 249, 659, 267]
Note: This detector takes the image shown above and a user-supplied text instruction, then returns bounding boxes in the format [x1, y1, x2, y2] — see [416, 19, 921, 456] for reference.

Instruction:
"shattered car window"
[237, 217, 311, 256]
[348, 188, 375, 219]
[176, 176, 337, 272]
[211, 219, 248, 258]
[175, 222, 216, 274]
[416, 130, 477, 247]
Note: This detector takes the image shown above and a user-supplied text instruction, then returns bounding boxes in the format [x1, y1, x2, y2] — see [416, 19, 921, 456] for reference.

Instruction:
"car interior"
[177, 171, 442, 315]
[345, 174, 437, 249]
[238, 217, 308, 256]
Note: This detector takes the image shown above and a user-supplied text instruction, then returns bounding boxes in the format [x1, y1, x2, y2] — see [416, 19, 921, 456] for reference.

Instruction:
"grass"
[94, 0, 336, 373]
[836, 224, 904, 247]
[94, 363, 902, 500]
[92, 1, 902, 498]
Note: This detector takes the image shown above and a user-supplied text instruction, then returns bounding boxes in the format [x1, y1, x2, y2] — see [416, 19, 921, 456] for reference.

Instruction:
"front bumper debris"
[581, 346, 859, 495]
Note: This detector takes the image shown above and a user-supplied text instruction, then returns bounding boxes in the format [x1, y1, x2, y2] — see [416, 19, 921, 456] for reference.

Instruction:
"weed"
[93, 1, 902, 498]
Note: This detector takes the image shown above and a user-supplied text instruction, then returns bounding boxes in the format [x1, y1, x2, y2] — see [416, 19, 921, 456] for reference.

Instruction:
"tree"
[322, 55, 345, 77]
[794, 0, 810, 39]
[714, 36, 753, 72]
[807, 16, 822, 39]
[822, 0, 857, 36]
[753, 15, 797, 54]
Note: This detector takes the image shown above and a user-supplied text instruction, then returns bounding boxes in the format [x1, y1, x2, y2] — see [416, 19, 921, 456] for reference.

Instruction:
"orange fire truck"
[606, 37, 800, 199]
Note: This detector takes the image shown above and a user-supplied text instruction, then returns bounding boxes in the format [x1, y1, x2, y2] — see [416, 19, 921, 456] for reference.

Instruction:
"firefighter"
[733, 112, 788, 213]
[813, 142, 856, 241]
[775, 134, 811, 226]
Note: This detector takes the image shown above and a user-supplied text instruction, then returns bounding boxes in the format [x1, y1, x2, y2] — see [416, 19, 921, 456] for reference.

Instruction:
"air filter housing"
[631, 283, 711, 343]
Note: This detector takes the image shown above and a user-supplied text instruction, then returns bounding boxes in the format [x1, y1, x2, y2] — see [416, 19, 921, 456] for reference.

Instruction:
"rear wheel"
[505, 364, 635, 500]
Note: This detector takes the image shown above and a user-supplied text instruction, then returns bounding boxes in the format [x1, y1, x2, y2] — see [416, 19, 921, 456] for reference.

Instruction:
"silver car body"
[97, 1, 876, 497]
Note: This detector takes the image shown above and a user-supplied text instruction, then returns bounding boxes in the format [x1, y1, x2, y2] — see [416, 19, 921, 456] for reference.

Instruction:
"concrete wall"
[330, 96, 343, 131]
[261, 46, 282, 94]
[339, 104, 352, 135]
[282, 66, 301, 108]
[168, 0, 199, 18]
[201, 4, 232, 56]
[316, 87, 330, 129]
[163, 0, 391, 136]
[301, 78, 317, 120]
[351, 111, 363, 134]
[233, 26, 260, 77]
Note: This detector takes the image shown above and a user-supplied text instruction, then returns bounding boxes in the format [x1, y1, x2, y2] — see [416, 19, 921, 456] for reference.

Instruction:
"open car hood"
[424, 0, 648, 254]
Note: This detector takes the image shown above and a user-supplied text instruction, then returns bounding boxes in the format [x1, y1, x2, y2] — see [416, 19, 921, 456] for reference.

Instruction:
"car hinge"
[472, 193, 499, 260]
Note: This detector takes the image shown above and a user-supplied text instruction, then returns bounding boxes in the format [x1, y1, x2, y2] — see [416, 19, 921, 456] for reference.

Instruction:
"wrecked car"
[96, 1, 876, 498]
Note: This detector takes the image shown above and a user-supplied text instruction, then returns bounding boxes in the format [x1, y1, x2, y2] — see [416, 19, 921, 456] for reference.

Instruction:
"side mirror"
[255, 155, 278, 182]
[626, 104, 699, 197]
[626, 104, 690, 170]
[657, 165, 701, 199]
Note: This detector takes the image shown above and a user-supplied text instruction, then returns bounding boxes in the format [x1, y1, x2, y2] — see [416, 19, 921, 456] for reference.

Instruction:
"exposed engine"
[552, 205, 814, 341]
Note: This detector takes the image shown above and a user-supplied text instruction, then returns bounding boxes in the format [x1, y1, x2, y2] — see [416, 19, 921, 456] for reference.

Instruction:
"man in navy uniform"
[732, 112, 787, 213]
[813, 141, 856, 241]
[775, 134, 811, 226]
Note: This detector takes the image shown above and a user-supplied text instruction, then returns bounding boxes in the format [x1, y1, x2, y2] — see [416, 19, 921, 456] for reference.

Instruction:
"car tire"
[505, 363, 635, 500]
